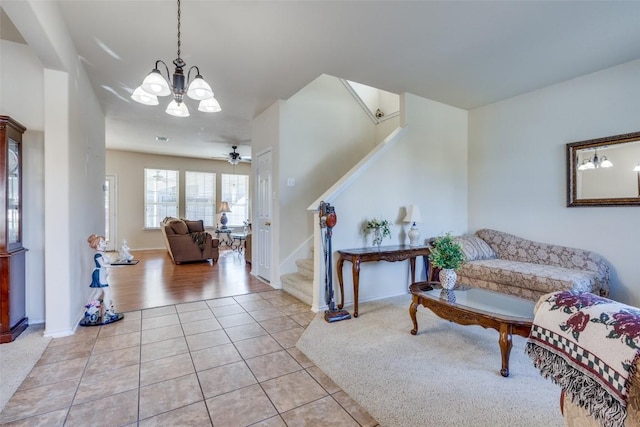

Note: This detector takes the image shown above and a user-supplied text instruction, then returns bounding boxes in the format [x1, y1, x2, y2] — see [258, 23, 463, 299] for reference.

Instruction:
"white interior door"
[105, 175, 117, 251]
[256, 150, 273, 282]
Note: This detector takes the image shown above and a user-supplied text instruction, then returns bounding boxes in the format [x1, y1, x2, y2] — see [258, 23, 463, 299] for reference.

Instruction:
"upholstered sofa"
[160, 217, 219, 264]
[245, 233, 252, 264]
[450, 229, 610, 301]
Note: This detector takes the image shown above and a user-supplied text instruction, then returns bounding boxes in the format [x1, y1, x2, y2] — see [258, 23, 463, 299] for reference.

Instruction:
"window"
[221, 174, 249, 226]
[185, 171, 216, 227]
[144, 168, 178, 228]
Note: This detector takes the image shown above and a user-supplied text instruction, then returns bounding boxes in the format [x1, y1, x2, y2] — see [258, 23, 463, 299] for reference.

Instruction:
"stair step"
[295, 258, 313, 280]
[281, 272, 313, 306]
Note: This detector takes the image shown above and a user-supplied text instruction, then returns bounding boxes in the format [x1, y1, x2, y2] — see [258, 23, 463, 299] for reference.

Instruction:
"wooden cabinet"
[0, 116, 28, 343]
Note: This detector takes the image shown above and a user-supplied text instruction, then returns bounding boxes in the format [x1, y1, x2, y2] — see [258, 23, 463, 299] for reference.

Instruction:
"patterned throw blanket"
[526, 291, 640, 427]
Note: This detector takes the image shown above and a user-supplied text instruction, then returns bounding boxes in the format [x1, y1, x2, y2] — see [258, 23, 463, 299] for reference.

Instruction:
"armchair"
[160, 217, 219, 264]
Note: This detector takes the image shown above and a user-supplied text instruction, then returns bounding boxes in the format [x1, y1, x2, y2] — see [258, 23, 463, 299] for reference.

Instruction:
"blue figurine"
[86, 234, 121, 324]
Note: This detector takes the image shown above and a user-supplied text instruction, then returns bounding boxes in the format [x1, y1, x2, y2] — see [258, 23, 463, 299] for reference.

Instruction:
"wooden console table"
[337, 245, 431, 317]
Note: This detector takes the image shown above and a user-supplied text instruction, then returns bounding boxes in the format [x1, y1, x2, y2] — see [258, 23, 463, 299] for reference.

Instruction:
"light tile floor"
[0, 290, 378, 427]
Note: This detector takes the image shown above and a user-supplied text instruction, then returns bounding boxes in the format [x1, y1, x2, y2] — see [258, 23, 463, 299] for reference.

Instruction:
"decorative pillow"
[455, 235, 497, 261]
[169, 219, 189, 235]
[162, 216, 179, 225]
[183, 219, 204, 233]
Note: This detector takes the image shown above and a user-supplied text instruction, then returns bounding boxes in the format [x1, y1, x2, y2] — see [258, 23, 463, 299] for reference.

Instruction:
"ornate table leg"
[498, 323, 513, 377]
[337, 256, 345, 310]
[410, 295, 419, 335]
[409, 256, 416, 289]
[352, 258, 361, 317]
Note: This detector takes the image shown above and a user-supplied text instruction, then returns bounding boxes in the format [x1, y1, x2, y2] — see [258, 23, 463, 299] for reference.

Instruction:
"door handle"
[265, 221, 271, 226]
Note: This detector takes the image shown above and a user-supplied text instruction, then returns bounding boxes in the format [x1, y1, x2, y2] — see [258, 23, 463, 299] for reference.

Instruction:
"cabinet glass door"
[7, 138, 20, 245]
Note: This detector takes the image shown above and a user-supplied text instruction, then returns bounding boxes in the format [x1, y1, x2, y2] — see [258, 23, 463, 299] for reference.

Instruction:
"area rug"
[0, 325, 50, 412]
[296, 295, 564, 427]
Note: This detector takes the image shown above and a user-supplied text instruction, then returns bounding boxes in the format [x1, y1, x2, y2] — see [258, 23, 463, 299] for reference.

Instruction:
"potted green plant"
[428, 233, 465, 289]
[362, 218, 391, 248]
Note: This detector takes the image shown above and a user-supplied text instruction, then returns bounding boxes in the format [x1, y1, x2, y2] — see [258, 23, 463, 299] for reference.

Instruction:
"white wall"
[3, 1, 106, 336]
[0, 40, 44, 130]
[279, 75, 379, 263]
[328, 93, 468, 308]
[1, 40, 46, 324]
[23, 131, 45, 323]
[469, 59, 640, 306]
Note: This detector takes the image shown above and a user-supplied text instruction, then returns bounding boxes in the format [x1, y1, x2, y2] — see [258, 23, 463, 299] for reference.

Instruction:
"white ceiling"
[7, 1, 640, 160]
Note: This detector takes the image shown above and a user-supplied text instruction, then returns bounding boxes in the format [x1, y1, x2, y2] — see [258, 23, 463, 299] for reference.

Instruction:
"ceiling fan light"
[187, 75, 213, 100]
[198, 97, 221, 113]
[141, 69, 171, 96]
[600, 156, 613, 168]
[131, 86, 159, 105]
[166, 100, 190, 117]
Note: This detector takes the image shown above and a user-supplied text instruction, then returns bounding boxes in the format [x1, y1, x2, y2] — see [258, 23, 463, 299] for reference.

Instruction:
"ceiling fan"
[228, 146, 242, 165]
[212, 145, 251, 164]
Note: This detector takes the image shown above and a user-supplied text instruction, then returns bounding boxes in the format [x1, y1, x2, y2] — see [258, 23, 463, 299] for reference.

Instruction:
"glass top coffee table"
[409, 282, 535, 377]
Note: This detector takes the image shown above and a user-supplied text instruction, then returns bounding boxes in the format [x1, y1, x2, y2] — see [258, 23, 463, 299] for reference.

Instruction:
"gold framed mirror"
[567, 131, 640, 207]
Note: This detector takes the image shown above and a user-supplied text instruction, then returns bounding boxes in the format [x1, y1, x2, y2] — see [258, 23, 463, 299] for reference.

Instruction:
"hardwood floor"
[108, 248, 274, 313]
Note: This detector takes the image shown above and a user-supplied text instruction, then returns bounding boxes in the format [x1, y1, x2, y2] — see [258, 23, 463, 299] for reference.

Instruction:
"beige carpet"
[0, 324, 51, 412]
[297, 295, 564, 427]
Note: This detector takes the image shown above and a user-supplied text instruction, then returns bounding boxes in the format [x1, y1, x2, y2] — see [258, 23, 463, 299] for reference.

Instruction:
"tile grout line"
[2, 291, 376, 426]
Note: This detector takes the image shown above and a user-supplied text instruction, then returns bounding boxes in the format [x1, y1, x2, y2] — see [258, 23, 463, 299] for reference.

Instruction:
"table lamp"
[218, 201, 231, 229]
[403, 204, 423, 246]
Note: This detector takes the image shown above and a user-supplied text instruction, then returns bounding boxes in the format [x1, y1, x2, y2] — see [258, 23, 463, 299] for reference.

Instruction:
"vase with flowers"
[428, 233, 465, 290]
[363, 218, 391, 248]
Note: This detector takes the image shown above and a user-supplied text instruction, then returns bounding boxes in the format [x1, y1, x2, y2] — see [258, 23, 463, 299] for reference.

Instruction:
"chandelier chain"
[176, 0, 181, 59]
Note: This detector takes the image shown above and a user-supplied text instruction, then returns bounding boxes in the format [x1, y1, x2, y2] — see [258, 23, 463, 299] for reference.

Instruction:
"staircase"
[281, 257, 313, 306]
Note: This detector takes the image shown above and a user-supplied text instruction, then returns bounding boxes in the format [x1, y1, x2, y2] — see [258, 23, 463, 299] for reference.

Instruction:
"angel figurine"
[118, 239, 133, 263]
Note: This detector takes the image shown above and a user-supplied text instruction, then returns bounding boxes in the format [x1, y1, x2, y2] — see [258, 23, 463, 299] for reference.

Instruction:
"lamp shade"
[165, 100, 190, 117]
[218, 201, 231, 213]
[403, 205, 423, 224]
[131, 87, 159, 105]
[141, 69, 171, 96]
[198, 97, 221, 113]
[634, 163, 640, 172]
[187, 75, 214, 100]
[600, 156, 613, 168]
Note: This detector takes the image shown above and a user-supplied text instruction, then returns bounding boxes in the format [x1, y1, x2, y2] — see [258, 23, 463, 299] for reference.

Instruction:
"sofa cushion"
[457, 259, 600, 295]
[183, 219, 204, 233]
[169, 219, 189, 235]
[456, 235, 496, 261]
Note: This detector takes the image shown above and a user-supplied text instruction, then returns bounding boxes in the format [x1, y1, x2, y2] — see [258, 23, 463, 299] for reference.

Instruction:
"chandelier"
[131, 0, 221, 117]
[577, 149, 613, 170]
